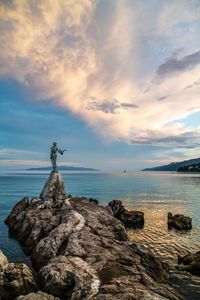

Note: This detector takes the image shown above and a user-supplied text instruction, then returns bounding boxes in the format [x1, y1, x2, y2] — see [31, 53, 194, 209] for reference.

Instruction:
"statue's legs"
[51, 158, 57, 171]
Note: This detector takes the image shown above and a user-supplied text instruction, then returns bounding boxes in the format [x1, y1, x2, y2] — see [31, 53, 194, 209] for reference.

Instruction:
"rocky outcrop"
[5, 197, 29, 234]
[108, 200, 144, 228]
[16, 291, 60, 300]
[4, 171, 182, 299]
[178, 251, 200, 276]
[168, 212, 192, 230]
[40, 171, 66, 201]
[0, 250, 38, 300]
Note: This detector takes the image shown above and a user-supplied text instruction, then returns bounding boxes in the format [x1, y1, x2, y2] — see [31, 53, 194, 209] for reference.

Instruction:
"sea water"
[0, 171, 200, 299]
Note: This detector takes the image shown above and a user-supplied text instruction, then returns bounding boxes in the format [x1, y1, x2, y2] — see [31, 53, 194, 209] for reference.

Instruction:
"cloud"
[0, 147, 39, 158]
[156, 51, 200, 79]
[87, 99, 138, 114]
[158, 96, 167, 101]
[1, 0, 200, 149]
[0, 147, 78, 168]
[187, 106, 200, 112]
[131, 129, 200, 149]
[0, 159, 78, 167]
[87, 99, 120, 114]
[120, 103, 138, 109]
[0, 159, 49, 167]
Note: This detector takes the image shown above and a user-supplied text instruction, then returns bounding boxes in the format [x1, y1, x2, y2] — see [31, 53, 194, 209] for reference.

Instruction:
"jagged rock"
[0, 251, 38, 300]
[40, 171, 66, 201]
[178, 251, 200, 276]
[5, 197, 29, 231]
[30, 198, 128, 271]
[129, 242, 170, 281]
[0, 250, 8, 269]
[16, 291, 60, 300]
[108, 200, 144, 228]
[39, 255, 100, 299]
[168, 212, 192, 230]
[5, 171, 182, 300]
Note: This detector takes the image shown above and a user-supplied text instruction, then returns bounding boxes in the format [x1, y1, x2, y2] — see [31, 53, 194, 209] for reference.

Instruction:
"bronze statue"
[50, 142, 66, 171]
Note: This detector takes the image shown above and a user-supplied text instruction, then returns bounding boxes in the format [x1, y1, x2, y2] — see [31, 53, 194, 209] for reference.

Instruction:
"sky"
[1, 0, 200, 171]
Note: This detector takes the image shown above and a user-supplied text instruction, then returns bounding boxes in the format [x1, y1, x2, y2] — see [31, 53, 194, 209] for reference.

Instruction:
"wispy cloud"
[1, 0, 200, 149]
[131, 130, 200, 148]
[0, 159, 78, 167]
[0, 147, 78, 168]
[0, 159, 49, 167]
[0, 148, 39, 157]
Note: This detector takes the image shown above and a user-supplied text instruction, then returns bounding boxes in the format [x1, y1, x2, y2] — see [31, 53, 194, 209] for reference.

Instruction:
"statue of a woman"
[50, 142, 66, 171]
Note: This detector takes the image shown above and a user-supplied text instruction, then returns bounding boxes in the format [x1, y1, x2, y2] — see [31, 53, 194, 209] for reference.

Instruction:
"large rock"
[108, 200, 144, 228]
[39, 256, 101, 299]
[40, 171, 66, 201]
[178, 251, 200, 276]
[5, 171, 182, 299]
[30, 197, 128, 271]
[5, 197, 29, 231]
[168, 212, 192, 230]
[0, 250, 38, 300]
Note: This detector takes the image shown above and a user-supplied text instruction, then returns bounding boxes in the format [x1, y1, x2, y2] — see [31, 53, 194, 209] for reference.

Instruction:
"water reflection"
[128, 207, 200, 299]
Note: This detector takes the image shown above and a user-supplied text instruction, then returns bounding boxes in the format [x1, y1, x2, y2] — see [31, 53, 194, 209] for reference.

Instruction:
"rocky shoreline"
[0, 171, 191, 299]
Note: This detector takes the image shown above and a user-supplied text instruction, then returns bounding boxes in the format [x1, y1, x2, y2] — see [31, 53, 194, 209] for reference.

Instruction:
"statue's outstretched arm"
[57, 149, 66, 155]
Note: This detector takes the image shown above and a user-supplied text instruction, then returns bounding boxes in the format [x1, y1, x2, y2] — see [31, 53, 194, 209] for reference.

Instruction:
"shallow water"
[0, 171, 200, 299]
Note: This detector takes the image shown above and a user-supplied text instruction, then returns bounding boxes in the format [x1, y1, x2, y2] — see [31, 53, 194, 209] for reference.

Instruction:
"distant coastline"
[26, 165, 100, 172]
[142, 157, 200, 172]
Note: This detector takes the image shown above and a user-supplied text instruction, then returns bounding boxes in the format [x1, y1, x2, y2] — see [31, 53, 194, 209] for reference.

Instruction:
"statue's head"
[53, 142, 57, 146]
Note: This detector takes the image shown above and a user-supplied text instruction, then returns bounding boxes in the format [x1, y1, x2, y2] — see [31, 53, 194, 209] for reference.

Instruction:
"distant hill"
[26, 166, 99, 171]
[177, 163, 200, 173]
[142, 158, 200, 171]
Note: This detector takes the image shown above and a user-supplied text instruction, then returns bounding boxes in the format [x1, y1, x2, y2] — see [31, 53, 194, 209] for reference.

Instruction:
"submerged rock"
[108, 199, 144, 228]
[178, 251, 200, 276]
[4, 171, 182, 299]
[0, 251, 38, 300]
[168, 212, 192, 230]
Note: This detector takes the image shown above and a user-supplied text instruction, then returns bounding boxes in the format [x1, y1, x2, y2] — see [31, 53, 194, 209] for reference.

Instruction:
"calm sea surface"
[0, 171, 200, 299]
